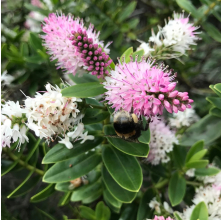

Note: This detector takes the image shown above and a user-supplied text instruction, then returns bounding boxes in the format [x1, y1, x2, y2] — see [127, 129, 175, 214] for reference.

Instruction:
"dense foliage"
[1, 0, 221, 220]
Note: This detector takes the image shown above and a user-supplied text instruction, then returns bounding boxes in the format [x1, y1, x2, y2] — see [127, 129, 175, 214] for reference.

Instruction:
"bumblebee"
[113, 110, 149, 140]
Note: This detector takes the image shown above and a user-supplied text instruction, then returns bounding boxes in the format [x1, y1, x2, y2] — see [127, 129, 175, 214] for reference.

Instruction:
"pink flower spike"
[103, 59, 193, 117]
[41, 13, 110, 77]
[188, 99, 194, 103]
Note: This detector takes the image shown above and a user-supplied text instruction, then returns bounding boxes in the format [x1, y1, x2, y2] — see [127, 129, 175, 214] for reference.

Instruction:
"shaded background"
[1, 0, 221, 219]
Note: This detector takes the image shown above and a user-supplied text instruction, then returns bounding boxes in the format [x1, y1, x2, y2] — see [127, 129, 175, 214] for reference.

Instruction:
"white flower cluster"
[180, 169, 221, 220]
[1, 83, 94, 150]
[1, 101, 28, 150]
[1, 71, 14, 86]
[137, 12, 200, 58]
[149, 197, 173, 215]
[169, 108, 199, 129]
[146, 118, 178, 165]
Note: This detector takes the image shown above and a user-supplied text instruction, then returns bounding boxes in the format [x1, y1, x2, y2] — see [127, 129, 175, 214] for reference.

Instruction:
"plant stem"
[155, 179, 169, 189]
[186, 181, 201, 186]
[85, 103, 107, 110]
[3, 148, 44, 176]
[195, 0, 221, 25]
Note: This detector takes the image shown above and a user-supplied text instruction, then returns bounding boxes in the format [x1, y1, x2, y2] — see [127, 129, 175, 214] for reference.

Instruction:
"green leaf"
[7, 149, 39, 198]
[104, 125, 149, 157]
[43, 152, 101, 183]
[103, 190, 122, 214]
[190, 201, 208, 220]
[195, 167, 220, 176]
[174, 212, 183, 220]
[83, 109, 109, 125]
[173, 145, 187, 170]
[168, 172, 186, 206]
[29, 33, 43, 51]
[187, 149, 207, 163]
[55, 170, 101, 192]
[102, 145, 142, 192]
[35, 207, 56, 220]
[176, 0, 201, 18]
[209, 85, 221, 97]
[137, 188, 155, 220]
[214, 83, 221, 93]
[186, 140, 204, 163]
[82, 188, 102, 204]
[62, 82, 106, 98]
[42, 137, 103, 164]
[186, 160, 209, 169]
[31, 184, 55, 203]
[210, 107, 221, 118]
[68, 73, 98, 84]
[70, 180, 102, 202]
[8, 176, 41, 198]
[203, 22, 221, 43]
[120, 47, 133, 63]
[58, 192, 72, 207]
[95, 201, 111, 220]
[25, 138, 41, 162]
[206, 97, 221, 110]
[132, 50, 144, 62]
[102, 166, 137, 203]
[20, 42, 29, 56]
[180, 115, 221, 146]
[117, 2, 137, 22]
[79, 206, 96, 220]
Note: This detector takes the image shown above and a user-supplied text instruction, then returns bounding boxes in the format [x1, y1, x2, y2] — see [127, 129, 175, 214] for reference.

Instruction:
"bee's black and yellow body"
[113, 110, 141, 139]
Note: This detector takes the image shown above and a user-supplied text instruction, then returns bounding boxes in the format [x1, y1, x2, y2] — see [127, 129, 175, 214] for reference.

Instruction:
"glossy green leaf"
[61, 82, 106, 98]
[174, 212, 183, 220]
[120, 47, 133, 63]
[176, 0, 201, 18]
[190, 202, 208, 220]
[95, 201, 111, 220]
[25, 138, 41, 162]
[187, 149, 207, 163]
[137, 188, 155, 220]
[132, 50, 144, 62]
[68, 72, 98, 84]
[83, 109, 109, 125]
[138, 130, 150, 145]
[31, 184, 55, 203]
[43, 152, 101, 183]
[180, 115, 221, 146]
[79, 206, 96, 220]
[209, 85, 221, 97]
[207, 97, 221, 110]
[173, 145, 186, 170]
[42, 137, 103, 164]
[82, 188, 102, 204]
[169, 172, 186, 206]
[186, 140, 204, 163]
[103, 190, 122, 214]
[104, 125, 149, 157]
[117, 2, 137, 22]
[210, 107, 221, 118]
[203, 22, 221, 43]
[102, 166, 136, 203]
[195, 167, 220, 176]
[102, 145, 142, 192]
[214, 83, 221, 93]
[55, 170, 101, 192]
[70, 180, 101, 202]
[58, 192, 72, 207]
[186, 160, 209, 169]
